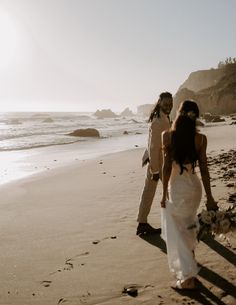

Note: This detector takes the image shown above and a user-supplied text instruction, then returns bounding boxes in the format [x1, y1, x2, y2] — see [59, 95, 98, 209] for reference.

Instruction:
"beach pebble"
[228, 193, 236, 202]
[226, 169, 236, 176]
[210, 286, 226, 298]
[122, 287, 138, 297]
[221, 295, 235, 304]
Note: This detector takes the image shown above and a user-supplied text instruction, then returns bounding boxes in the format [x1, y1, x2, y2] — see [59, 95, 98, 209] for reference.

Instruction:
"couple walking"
[137, 92, 218, 290]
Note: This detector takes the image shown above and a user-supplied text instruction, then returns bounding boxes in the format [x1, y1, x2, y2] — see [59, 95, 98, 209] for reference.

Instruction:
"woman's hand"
[206, 197, 218, 211]
[160, 197, 166, 208]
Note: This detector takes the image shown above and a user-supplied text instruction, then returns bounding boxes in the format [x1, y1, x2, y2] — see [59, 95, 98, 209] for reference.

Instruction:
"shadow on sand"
[140, 233, 236, 305]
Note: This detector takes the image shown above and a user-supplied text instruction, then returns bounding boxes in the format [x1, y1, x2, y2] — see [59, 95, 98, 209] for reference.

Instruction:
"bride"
[160, 100, 218, 290]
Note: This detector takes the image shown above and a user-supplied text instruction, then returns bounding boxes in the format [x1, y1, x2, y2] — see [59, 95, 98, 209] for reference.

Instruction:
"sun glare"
[0, 8, 21, 69]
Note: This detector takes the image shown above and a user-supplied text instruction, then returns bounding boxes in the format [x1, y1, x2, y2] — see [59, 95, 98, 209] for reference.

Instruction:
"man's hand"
[142, 157, 149, 167]
[142, 149, 149, 167]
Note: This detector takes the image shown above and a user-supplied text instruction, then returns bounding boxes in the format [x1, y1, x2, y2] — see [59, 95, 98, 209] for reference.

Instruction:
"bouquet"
[189, 206, 236, 240]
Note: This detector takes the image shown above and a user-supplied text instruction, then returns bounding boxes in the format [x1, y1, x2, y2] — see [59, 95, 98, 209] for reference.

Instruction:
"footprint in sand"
[63, 252, 90, 270]
[92, 236, 117, 245]
[64, 258, 74, 270]
[40, 280, 52, 287]
[48, 251, 90, 276]
[57, 298, 67, 304]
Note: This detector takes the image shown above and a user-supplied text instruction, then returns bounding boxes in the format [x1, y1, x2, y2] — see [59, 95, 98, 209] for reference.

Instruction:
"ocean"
[0, 112, 148, 184]
[0, 112, 147, 151]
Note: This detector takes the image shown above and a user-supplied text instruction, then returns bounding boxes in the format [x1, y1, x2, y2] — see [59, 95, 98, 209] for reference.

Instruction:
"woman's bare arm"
[197, 134, 218, 210]
[160, 131, 172, 208]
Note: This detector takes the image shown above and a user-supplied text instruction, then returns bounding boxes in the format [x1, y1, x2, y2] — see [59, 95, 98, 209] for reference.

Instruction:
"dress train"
[161, 162, 202, 282]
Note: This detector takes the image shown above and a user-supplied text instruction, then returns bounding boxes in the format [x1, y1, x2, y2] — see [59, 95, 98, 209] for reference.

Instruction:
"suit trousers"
[137, 164, 159, 223]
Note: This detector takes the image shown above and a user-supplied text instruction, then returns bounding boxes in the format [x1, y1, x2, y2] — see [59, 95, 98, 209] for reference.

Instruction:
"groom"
[137, 92, 173, 235]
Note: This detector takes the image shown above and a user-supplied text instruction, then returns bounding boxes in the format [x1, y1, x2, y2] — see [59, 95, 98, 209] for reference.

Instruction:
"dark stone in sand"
[122, 287, 138, 297]
[211, 117, 225, 122]
[68, 128, 100, 137]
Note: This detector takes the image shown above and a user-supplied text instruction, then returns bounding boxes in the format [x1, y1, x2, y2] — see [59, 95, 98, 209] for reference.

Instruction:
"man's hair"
[148, 92, 172, 122]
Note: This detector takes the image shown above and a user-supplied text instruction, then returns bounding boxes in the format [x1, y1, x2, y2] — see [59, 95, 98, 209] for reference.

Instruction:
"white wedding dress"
[161, 161, 202, 282]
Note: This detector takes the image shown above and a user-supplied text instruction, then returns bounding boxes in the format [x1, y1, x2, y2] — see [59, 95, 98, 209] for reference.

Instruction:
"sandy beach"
[0, 124, 235, 305]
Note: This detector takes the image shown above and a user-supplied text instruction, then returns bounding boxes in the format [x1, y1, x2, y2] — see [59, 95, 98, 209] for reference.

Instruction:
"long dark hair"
[170, 100, 200, 174]
[148, 91, 172, 122]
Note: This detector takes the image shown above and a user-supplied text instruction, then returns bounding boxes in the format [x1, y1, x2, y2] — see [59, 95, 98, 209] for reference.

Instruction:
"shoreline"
[0, 133, 147, 185]
[1, 123, 235, 186]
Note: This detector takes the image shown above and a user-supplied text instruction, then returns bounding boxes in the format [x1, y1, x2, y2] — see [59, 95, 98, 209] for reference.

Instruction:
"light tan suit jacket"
[143, 110, 170, 174]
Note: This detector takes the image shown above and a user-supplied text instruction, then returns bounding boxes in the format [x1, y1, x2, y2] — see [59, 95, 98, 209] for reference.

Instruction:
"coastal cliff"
[173, 63, 236, 115]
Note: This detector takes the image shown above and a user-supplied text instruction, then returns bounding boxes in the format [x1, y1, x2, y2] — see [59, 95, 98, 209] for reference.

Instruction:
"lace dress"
[161, 162, 202, 282]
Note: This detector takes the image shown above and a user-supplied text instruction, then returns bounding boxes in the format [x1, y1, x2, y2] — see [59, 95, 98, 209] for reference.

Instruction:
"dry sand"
[0, 124, 235, 305]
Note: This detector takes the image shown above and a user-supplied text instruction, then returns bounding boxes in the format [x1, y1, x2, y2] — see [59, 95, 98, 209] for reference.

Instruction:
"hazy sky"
[0, 0, 235, 112]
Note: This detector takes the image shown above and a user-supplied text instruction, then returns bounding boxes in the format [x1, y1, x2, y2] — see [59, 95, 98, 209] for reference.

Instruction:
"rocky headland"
[172, 63, 236, 116]
[136, 62, 236, 118]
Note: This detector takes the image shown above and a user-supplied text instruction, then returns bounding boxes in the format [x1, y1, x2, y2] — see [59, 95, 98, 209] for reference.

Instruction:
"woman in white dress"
[160, 100, 218, 290]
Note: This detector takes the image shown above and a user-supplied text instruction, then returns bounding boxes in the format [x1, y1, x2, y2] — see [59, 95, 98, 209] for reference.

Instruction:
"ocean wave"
[0, 112, 147, 151]
[0, 135, 86, 151]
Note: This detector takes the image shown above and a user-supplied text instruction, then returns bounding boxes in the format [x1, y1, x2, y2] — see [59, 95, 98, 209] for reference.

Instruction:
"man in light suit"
[137, 92, 173, 235]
